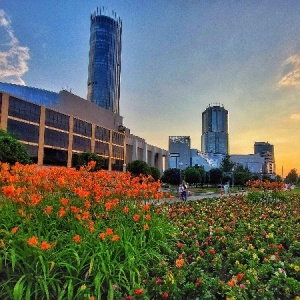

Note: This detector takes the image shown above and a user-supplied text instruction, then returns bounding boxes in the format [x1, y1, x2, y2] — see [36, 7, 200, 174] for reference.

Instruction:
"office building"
[254, 142, 275, 174]
[0, 83, 168, 172]
[201, 104, 228, 155]
[169, 136, 191, 169]
[87, 7, 122, 114]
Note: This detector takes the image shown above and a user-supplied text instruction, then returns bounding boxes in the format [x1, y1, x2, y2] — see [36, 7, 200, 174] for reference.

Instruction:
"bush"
[0, 130, 31, 165]
[126, 160, 151, 177]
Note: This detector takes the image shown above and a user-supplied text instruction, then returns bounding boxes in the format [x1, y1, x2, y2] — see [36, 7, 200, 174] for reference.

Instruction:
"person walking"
[181, 180, 188, 201]
[178, 184, 184, 200]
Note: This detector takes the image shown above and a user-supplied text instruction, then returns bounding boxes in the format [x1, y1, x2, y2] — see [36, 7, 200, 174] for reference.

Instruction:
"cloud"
[290, 113, 300, 121]
[278, 55, 300, 89]
[0, 9, 30, 85]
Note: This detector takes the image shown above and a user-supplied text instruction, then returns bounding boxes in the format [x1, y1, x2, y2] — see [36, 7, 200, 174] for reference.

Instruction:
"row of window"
[5, 96, 123, 143]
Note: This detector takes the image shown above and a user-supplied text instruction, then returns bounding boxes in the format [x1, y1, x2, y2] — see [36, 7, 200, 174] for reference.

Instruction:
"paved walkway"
[157, 191, 247, 204]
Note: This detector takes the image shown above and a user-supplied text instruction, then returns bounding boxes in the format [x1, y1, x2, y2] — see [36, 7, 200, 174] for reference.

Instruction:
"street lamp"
[179, 162, 183, 183]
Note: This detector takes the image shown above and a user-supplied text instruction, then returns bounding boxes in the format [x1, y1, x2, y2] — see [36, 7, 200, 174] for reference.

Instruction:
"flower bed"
[0, 162, 299, 299]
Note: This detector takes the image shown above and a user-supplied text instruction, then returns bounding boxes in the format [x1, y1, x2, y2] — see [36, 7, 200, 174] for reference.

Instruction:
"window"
[95, 126, 110, 142]
[45, 109, 69, 131]
[73, 118, 92, 137]
[8, 97, 41, 123]
[112, 145, 124, 159]
[95, 141, 109, 156]
[72, 135, 91, 152]
[7, 119, 39, 143]
[112, 131, 124, 146]
[44, 128, 69, 149]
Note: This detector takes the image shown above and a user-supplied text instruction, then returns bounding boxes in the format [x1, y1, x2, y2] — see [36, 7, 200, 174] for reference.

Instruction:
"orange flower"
[228, 278, 237, 287]
[162, 292, 169, 298]
[112, 235, 120, 241]
[105, 202, 113, 211]
[30, 194, 43, 205]
[123, 206, 129, 213]
[133, 214, 140, 222]
[143, 204, 150, 211]
[11, 227, 19, 234]
[74, 235, 81, 243]
[44, 206, 53, 215]
[98, 233, 105, 241]
[145, 214, 151, 221]
[28, 236, 39, 246]
[40, 241, 51, 251]
[89, 297, 95, 300]
[106, 228, 113, 235]
[58, 206, 66, 218]
[82, 211, 90, 220]
[278, 244, 284, 250]
[84, 200, 91, 209]
[61, 197, 69, 206]
[175, 258, 184, 268]
[143, 224, 149, 231]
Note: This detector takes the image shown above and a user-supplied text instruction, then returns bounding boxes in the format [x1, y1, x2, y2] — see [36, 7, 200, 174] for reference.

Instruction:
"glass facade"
[87, 9, 122, 114]
[44, 128, 69, 148]
[201, 105, 228, 155]
[45, 109, 69, 131]
[7, 119, 39, 143]
[73, 118, 92, 137]
[95, 125, 110, 142]
[9, 96, 41, 123]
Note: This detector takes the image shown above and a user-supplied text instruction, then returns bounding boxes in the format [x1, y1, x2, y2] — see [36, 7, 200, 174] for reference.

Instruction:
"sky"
[0, 1, 300, 177]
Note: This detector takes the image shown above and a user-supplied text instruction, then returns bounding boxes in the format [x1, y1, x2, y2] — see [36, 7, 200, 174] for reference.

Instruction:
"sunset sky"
[1, 1, 299, 177]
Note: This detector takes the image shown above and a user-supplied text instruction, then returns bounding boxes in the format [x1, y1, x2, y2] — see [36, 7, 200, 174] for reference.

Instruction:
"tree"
[161, 168, 181, 185]
[184, 166, 206, 187]
[232, 164, 252, 186]
[0, 129, 31, 165]
[209, 168, 223, 185]
[74, 152, 104, 171]
[149, 166, 160, 181]
[184, 167, 201, 186]
[220, 155, 235, 172]
[285, 168, 298, 184]
[126, 160, 151, 177]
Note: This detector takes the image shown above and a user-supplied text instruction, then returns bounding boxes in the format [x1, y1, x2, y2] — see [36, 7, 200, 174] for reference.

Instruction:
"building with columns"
[0, 83, 168, 173]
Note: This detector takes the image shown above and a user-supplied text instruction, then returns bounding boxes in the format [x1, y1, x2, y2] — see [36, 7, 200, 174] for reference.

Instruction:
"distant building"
[190, 149, 224, 171]
[254, 141, 275, 174]
[87, 7, 122, 114]
[230, 153, 265, 174]
[201, 104, 228, 155]
[169, 136, 191, 169]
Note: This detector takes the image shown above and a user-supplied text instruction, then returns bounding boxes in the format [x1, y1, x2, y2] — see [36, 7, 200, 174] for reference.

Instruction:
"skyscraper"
[201, 104, 228, 154]
[87, 7, 122, 114]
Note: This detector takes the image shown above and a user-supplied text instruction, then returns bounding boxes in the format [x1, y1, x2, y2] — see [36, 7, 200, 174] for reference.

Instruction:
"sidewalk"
[157, 191, 247, 204]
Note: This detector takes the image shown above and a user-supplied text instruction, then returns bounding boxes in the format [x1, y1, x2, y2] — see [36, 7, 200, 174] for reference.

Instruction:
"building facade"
[0, 83, 168, 173]
[201, 104, 228, 155]
[254, 141, 275, 174]
[168, 136, 191, 169]
[87, 7, 122, 114]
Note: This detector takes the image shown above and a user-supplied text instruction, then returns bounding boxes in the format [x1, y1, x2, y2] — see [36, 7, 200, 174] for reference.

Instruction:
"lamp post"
[179, 162, 183, 183]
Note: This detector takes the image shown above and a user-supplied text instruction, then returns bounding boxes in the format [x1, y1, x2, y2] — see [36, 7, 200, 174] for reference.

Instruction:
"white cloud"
[278, 55, 300, 89]
[290, 113, 300, 121]
[0, 9, 30, 85]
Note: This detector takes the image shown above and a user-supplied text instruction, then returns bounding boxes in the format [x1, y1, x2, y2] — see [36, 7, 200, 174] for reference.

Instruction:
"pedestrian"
[178, 184, 184, 200]
[181, 180, 187, 201]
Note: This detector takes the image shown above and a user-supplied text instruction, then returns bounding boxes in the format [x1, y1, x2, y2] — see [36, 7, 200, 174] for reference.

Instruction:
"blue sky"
[1, 1, 300, 176]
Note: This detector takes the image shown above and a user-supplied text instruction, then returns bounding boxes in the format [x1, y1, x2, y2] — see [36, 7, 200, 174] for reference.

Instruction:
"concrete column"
[0, 93, 9, 130]
[67, 117, 74, 168]
[37, 107, 45, 165]
[108, 130, 112, 171]
[91, 124, 96, 153]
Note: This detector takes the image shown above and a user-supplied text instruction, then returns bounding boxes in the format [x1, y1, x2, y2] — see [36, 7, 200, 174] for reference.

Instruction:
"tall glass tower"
[87, 7, 122, 114]
[201, 104, 229, 154]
